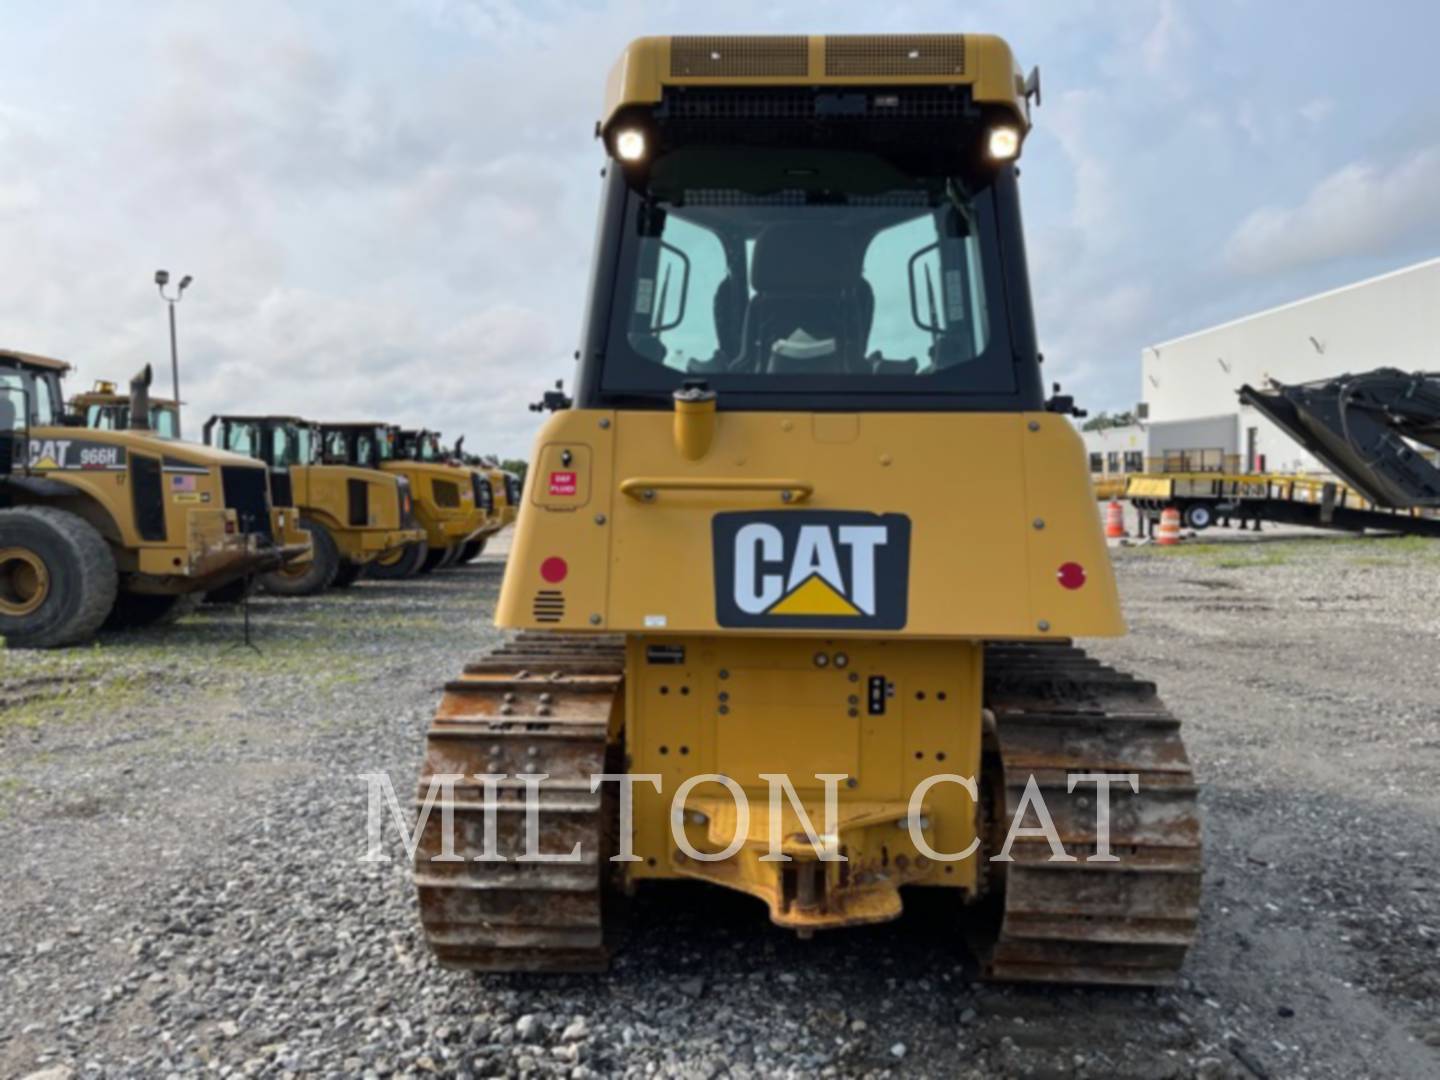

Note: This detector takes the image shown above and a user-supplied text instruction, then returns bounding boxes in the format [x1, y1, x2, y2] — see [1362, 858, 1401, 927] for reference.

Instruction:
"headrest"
[751, 223, 860, 292]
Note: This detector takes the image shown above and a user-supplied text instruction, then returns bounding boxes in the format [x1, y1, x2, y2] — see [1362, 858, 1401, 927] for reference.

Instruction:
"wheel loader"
[203, 415, 426, 594]
[0, 351, 311, 647]
[318, 423, 489, 576]
[74, 389, 321, 603]
[413, 33, 1201, 986]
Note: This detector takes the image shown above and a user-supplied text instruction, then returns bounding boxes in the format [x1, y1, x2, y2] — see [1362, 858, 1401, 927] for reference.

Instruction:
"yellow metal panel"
[501, 409, 1122, 639]
[496, 411, 616, 631]
[1021, 415, 1125, 638]
[626, 636, 982, 897]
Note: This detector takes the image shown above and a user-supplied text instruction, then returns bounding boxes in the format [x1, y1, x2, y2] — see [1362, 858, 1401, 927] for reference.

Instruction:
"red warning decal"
[548, 471, 577, 497]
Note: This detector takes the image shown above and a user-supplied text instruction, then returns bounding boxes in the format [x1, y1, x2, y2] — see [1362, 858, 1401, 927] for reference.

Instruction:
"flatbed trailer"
[1124, 471, 1440, 537]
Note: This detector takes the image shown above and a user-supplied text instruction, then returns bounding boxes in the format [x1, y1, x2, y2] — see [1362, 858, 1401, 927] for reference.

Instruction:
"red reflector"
[540, 556, 568, 584]
[1057, 562, 1086, 590]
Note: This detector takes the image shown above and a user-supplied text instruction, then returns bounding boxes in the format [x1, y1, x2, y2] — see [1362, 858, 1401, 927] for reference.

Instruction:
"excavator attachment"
[1240, 369, 1440, 508]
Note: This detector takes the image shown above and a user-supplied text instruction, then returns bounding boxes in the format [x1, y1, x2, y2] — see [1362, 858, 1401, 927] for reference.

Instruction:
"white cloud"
[1224, 146, 1440, 274]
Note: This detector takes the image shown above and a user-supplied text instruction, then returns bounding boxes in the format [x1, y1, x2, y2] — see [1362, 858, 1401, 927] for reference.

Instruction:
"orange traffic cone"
[1156, 507, 1181, 546]
[1104, 500, 1127, 538]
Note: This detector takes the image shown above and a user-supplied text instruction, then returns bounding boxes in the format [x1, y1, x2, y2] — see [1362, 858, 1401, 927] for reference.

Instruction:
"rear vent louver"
[824, 34, 966, 77]
[670, 35, 808, 77]
[533, 590, 565, 624]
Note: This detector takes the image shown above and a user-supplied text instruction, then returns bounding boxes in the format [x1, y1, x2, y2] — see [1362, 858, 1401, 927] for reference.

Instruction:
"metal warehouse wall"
[1140, 257, 1440, 474]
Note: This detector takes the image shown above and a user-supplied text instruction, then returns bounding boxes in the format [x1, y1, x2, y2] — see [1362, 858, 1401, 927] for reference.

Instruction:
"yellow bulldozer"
[412, 33, 1201, 987]
[318, 423, 491, 577]
[0, 351, 310, 646]
[204, 415, 426, 593]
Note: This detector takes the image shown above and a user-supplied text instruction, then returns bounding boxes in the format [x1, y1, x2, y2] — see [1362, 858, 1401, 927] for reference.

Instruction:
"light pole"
[154, 269, 193, 437]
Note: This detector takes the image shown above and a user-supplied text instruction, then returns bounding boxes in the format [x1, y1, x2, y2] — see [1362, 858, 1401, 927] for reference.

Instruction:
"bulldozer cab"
[574, 80, 1043, 411]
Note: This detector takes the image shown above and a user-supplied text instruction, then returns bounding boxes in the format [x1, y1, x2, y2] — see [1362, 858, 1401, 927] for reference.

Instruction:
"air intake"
[670, 35, 808, 78]
[824, 34, 966, 77]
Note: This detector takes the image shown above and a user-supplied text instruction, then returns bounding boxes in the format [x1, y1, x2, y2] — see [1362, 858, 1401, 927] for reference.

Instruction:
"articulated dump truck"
[413, 34, 1202, 986]
[0, 352, 310, 647]
[204, 415, 425, 593]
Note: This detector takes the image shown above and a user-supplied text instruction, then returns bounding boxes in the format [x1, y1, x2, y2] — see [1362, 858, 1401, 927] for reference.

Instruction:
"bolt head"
[589, 613, 603, 625]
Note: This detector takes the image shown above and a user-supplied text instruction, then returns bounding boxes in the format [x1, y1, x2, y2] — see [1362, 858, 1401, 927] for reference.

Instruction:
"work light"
[987, 126, 1021, 161]
[615, 129, 646, 162]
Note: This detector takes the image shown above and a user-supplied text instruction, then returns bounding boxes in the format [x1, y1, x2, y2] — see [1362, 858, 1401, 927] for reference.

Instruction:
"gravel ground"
[2, 521, 1439, 1079]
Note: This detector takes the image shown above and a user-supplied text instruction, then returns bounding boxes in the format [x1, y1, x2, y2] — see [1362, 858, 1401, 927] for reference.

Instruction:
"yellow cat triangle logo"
[767, 573, 862, 617]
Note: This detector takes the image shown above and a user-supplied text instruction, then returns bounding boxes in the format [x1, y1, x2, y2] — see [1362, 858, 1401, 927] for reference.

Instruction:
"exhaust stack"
[129, 364, 153, 431]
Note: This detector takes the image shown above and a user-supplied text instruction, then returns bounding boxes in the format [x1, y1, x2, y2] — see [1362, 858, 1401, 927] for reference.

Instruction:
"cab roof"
[0, 349, 71, 373]
[602, 34, 1029, 134]
[215, 414, 313, 425]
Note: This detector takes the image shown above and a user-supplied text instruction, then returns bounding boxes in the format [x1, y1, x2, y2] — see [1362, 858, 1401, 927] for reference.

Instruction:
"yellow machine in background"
[72, 380, 182, 438]
[319, 423, 488, 577]
[205, 415, 424, 593]
[414, 34, 1201, 986]
[0, 353, 309, 646]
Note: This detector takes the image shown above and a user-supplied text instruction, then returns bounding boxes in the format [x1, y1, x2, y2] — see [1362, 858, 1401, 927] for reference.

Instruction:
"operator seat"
[736, 223, 875, 374]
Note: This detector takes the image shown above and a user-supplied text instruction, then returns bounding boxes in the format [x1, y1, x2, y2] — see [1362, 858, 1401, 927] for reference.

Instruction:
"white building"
[1139, 256, 1440, 475]
[1080, 422, 1145, 483]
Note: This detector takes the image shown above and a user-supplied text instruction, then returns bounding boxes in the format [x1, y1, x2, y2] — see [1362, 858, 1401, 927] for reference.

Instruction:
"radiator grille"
[824, 34, 965, 77]
[533, 590, 565, 624]
[432, 479, 460, 509]
[658, 87, 975, 123]
[221, 465, 273, 540]
[671, 35, 808, 78]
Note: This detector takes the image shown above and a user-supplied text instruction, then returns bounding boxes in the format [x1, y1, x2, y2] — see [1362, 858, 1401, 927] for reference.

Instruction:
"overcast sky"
[3, 0, 1439, 456]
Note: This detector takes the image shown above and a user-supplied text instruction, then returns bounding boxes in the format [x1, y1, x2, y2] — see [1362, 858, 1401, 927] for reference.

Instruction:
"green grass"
[1126, 533, 1440, 569]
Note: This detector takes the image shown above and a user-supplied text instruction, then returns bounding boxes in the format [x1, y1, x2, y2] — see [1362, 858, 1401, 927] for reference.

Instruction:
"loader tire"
[106, 591, 202, 629]
[366, 540, 429, 580]
[0, 506, 118, 649]
[331, 560, 364, 589]
[457, 538, 486, 564]
[259, 519, 339, 596]
[419, 544, 452, 574]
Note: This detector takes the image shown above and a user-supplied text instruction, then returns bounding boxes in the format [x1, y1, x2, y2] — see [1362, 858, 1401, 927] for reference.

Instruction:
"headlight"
[987, 126, 1021, 161]
[614, 129, 646, 162]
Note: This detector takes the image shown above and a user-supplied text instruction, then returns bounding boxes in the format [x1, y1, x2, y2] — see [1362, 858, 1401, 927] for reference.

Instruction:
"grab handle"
[619, 477, 814, 504]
